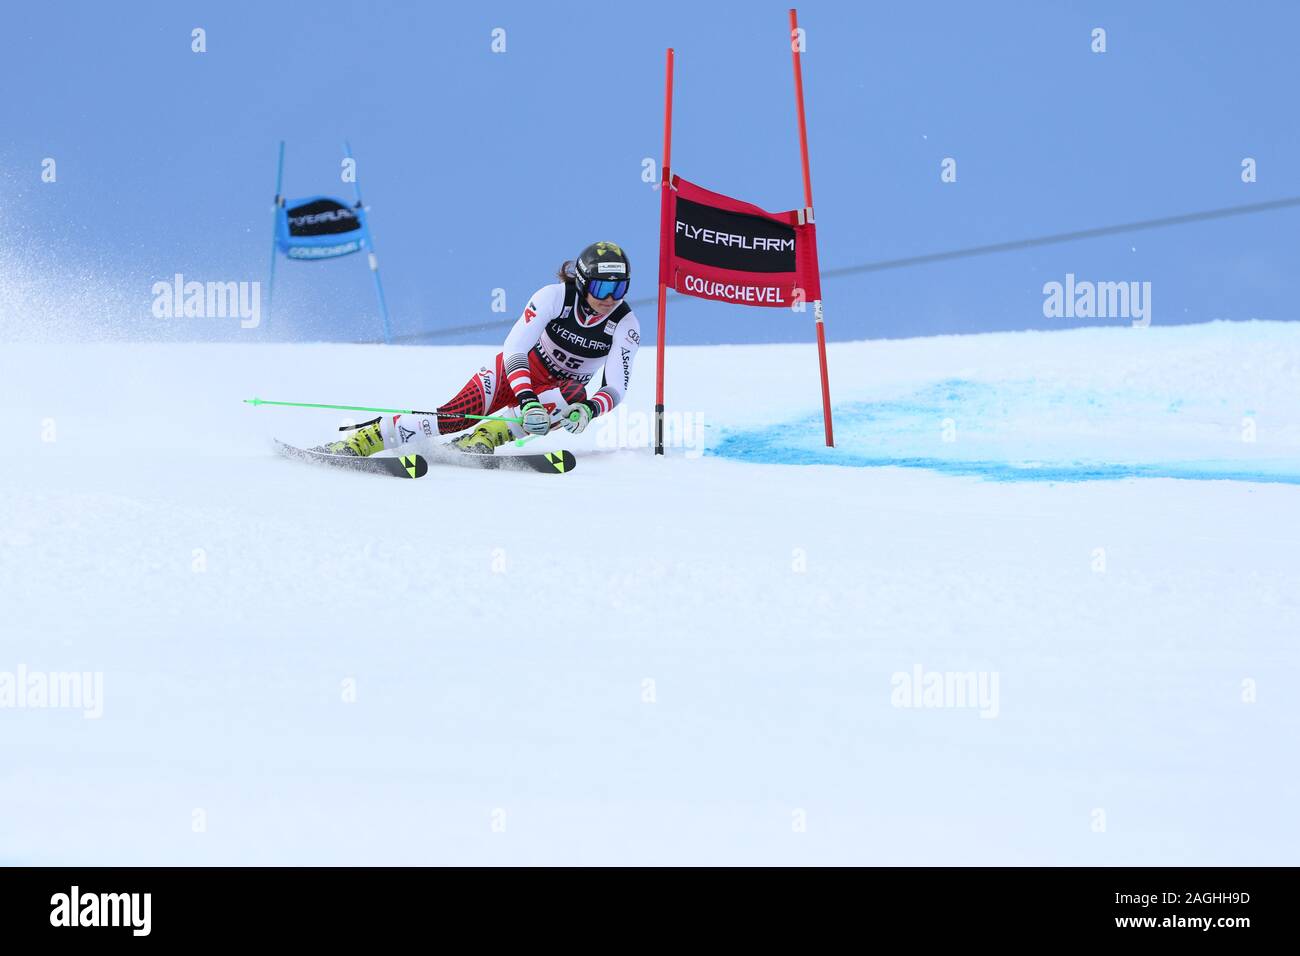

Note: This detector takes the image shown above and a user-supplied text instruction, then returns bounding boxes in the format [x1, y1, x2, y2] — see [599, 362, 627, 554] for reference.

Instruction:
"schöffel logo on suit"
[674, 197, 796, 273]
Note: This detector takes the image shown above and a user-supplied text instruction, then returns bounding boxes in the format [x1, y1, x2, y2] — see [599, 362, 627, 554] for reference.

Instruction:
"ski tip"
[540, 450, 576, 474]
[398, 453, 429, 478]
[430, 443, 577, 474]
[274, 439, 429, 479]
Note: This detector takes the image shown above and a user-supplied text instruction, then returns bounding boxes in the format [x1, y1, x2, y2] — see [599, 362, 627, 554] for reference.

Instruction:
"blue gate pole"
[266, 140, 285, 333]
[345, 139, 393, 345]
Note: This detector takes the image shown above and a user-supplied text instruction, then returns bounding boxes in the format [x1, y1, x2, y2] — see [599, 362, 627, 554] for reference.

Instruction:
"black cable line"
[389, 195, 1300, 344]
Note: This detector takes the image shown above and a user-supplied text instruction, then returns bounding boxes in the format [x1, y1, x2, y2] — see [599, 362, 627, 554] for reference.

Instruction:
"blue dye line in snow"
[709, 380, 1300, 485]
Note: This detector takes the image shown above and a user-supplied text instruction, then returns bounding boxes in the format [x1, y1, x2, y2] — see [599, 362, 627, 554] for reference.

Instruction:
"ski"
[428, 447, 577, 474]
[274, 440, 576, 477]
[274, 439, 428, 478]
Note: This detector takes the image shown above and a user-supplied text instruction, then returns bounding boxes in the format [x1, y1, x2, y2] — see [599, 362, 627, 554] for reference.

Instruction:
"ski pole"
[243, 397, 523, 425]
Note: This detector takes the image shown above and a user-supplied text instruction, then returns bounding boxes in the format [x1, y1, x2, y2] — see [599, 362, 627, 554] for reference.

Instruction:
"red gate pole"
[654, 48, 675, 456]
[789, 8, 834, 447]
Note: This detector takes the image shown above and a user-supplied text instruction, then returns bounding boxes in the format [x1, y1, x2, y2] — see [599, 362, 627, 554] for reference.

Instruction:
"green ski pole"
[244, 397, 523, 425]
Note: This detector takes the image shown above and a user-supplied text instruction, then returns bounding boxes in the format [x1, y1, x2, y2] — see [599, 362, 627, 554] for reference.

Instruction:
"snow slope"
[1, 321, 1297, 864]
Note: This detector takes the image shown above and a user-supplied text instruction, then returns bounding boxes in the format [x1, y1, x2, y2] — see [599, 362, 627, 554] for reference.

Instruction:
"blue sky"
[2, 0, 1297, 344]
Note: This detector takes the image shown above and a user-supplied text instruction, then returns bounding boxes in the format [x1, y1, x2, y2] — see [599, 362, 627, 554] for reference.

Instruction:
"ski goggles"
[585, 278, 629, 300]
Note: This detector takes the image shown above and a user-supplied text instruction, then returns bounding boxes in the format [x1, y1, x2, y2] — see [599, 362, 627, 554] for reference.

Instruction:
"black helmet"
[574, 242, 630, 302]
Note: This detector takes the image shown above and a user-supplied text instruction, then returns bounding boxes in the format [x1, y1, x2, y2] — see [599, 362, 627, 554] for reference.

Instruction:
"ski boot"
[450, 418, 513, 454]
[315, 418, 385, 457]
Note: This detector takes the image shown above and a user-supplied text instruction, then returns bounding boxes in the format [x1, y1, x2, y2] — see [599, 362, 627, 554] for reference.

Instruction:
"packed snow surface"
[2, 320, 1297, 863]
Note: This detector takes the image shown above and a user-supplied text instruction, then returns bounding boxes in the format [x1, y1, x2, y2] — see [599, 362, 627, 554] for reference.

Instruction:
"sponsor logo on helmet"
[596, 262, 626, 274]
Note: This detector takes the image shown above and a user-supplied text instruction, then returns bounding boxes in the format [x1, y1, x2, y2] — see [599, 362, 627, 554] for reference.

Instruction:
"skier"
[321, 241, 640, 457]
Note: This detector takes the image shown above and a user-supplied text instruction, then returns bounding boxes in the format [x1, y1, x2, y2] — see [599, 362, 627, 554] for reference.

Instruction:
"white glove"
[516, 392, 551, 436]
[562, 401, 596, 434]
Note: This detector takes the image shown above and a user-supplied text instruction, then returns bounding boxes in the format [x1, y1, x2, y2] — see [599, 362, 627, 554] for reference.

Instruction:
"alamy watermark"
[50, 886, 150, 936]
[1043, 273, 1150, 328]
[0, 664, 103, 718]
[152, 274, 261, 328]
[595, 406, 704, 458]
[891, 664, 999, 718]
